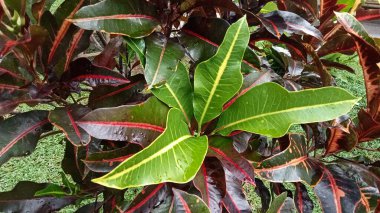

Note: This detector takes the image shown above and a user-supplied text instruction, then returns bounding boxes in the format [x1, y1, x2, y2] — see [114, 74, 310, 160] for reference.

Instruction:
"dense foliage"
[0, 0, 380, 212]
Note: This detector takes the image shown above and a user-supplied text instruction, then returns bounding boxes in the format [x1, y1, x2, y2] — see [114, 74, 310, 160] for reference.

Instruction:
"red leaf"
[193, 157, 226, 213]
[356, 8, 380, 21]
[126, 184, 171, 213]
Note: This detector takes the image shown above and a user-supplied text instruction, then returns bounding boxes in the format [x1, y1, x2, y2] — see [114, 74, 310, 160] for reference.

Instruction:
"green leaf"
[152, 63, 193, 125]
[193, 16, 249, 129]
[35, 184, 69, 198]
[92, 109, 208, 189]
[215, 82, 359, 137]
[125, 37, 146, 67]
[70, 0, 159, 38]
[144, 33, 184, 87]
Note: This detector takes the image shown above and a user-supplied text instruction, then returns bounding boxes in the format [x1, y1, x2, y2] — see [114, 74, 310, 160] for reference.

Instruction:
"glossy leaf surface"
[314, 164, 361, 213]
[152, 63, 193, 125]
[193, 157, 226, 213]
[49, 105, 91, 146]
[0, 111, 51, 165]
[216, 82, 359, 137]
[255, 134, 322, 185]
[126, 184, 171, 212]
[144, 33, 184, 87]
[171, 188, 210, 213]
[222, 169, 251, 213]
[92, 109, 208, 189]
[0, 182, 76, 212]
[193, 17, 249, 127]
[78, 97, 169, 147]
[71, 0, 159, 38]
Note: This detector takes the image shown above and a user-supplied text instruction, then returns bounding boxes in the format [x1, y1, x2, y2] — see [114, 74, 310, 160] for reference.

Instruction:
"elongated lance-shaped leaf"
[0, 181, 76, 212]
[222, 169, 251, 213]
[92, 109, 208, 189]
[335, 12, 380, 120]
[49, 105, 91, 146]
[171, 188, 210, 213]
[144, 33, 184, 87]
[83, 144, 141, 173]
[125, 37, 146, 67]
[0, 111, 52, 166]
[255, 134, 323, 185]
[208, 136, 255, 185]
[77, 97, 168, 147]
[215, 82, 359, 137]
[193, 16, 249, 130]
[126, 184, 172, 213]
[266, 192, 287, 213]
[70, 0, 159, 38]
[193, 157, 226, 213]
[152, 63, 193, 125]
[294, 183, 314, 213]
[314, 164, 361, 213]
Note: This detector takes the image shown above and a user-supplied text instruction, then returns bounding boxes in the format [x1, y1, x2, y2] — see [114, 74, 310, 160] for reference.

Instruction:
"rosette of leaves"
[0, 0, 380, 212]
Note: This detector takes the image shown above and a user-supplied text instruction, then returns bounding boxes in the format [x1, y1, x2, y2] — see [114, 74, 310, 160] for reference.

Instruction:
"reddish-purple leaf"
[317, 34, 356, 57]
[321, 59, 356, 73]
[336, 12, 380, 120]
[208, 136, 255, 185]
[222, 169, 251, 213]
[320, 0, 337, 17]
[64, 29, 92, 71]
[356, 8, 380, 21]
[93, 36, 123, 69]
[0, 181, 76, 212]
[259, 10, 323, 40]
[88, 75, 145, 109]
[48, 0, 85, 64]
[64, 58, 130, 87]
[77, 97, 169, 147]
[83, 144, 141, 173]
[294, 183, 313, 213]
[48, 105, 91, 146]
[255, 134, 322, 185]
[193, 157, 226, 213]
[357, 109, 380, 142]
[324, 116, 358, 155]
[180, 17, 260, 72]
[314, 164, 361, 213]
[126, 184, 171, 213]
[0, 111, 51, 165]
[171, 188, 210, 213]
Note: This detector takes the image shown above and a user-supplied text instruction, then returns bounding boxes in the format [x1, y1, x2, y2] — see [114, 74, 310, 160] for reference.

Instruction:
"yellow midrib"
[100, 135, 192, 181]
[215, 99, 358, 132]
[166, 83, 190, 125]
[198, 20, 244, 125]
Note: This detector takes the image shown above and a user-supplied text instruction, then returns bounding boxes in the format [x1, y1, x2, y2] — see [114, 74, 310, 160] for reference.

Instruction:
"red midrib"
[175, 191, 191, 213]
[201, 163, 211, 207]
[66, 109, 82, 141]
[77, 121, 165, 132]
[65, 29, 85, 71]
[93, 80, 142, 101]
[126, 184, 164, 213]
[71, 74, 130, 82]
[72, 14, 157, 22]
[209, 146, 254, 184]
[0, 119, 49, 156]
[48, 0, 85, 64]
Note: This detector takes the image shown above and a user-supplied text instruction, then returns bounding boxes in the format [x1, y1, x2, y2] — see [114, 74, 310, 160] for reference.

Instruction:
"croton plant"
[1, 0, 380, 212]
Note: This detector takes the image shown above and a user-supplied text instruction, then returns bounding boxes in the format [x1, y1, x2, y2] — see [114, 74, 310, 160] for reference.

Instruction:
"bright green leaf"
[92, 109, 208, 189]
[152, 63, 193, 125]
[215, 82, 360, 137]
[193, 16, 249, 130]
